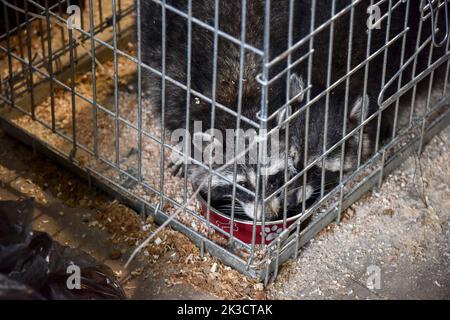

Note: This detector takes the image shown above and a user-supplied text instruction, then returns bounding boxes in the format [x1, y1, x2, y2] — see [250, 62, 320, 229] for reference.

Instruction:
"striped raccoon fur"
[140, 0, 448, 221]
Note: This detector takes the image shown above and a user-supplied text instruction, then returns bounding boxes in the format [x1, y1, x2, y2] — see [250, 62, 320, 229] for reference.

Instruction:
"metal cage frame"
[1, 0, 449, 283]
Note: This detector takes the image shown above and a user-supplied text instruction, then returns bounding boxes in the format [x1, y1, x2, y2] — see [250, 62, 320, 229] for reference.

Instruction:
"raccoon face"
[188, 73, 314, 222]
[312, 93, 372, 173]
[190, 153, 315, 222]
[288, 77, 372, 176]
[285, 73, 374, 206]
[189, 111, 309, 220]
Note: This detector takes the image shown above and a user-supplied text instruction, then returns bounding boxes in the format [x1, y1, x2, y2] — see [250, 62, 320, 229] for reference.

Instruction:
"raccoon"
[140, 0, 448, 221]
[140, 0, 313, 221]
[287, 0, 449, 195]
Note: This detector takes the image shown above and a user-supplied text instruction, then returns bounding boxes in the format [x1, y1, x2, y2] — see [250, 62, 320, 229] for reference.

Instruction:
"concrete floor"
[0, 123, 449, 299]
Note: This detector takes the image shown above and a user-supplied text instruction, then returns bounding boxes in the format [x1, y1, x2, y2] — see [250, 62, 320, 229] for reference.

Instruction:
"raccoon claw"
[172, 165, 185, 177]
[169, 160, 185, 177]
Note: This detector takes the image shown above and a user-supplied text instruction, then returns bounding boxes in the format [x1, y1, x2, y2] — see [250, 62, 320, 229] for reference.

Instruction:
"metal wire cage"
[0, 0, 449, 283]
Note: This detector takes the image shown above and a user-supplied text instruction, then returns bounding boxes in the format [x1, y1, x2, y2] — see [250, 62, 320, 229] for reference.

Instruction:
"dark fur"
[140, 0, 303, 133]
[140, 0, 306, 220]
[140, 0, 449, 220]
[289, 0, 449, 193]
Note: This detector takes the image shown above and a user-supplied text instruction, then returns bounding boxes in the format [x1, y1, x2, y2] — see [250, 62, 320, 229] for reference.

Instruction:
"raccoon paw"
[168, 143, 187, 177]
[168, 158, 185, 177]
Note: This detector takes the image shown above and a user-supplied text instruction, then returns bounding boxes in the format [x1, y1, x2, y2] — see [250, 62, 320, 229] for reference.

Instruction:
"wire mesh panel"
[0, 0, 449, 282]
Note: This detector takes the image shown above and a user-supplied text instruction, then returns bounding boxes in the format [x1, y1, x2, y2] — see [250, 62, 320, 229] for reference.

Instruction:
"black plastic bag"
[0, 198, 126, 300]
[0, 274, 44, 300]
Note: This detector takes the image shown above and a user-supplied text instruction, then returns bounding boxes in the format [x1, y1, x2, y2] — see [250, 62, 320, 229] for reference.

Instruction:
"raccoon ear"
[349, 94, 370, 122]
[277, 74, 304, 127]
[276, 105, 292, 127]
[290, 73, 305, 102]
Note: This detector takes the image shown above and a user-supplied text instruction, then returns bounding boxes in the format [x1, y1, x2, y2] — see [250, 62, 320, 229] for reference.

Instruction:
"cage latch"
[423, 0, 449, 47]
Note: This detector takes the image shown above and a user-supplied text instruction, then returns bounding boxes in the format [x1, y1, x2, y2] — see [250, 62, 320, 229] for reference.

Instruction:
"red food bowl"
[197, 194, 300, 245]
